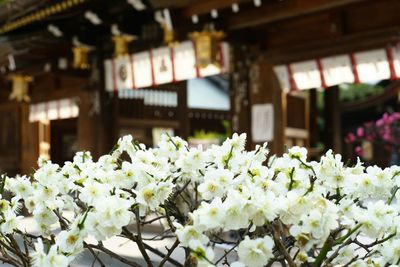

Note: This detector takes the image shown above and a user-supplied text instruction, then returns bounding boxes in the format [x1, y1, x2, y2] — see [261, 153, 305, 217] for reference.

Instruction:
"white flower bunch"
[1, 133, 400, 267]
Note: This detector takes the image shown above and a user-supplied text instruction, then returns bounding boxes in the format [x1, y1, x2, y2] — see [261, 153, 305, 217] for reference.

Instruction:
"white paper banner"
[291, 60, 321, 90]
[104, 59, 114, 92]
[152, 47, 173, 85]
[174, 41, 197, 81]
[321, 55, 354, 86]
[29, 98, 79, 122]
[114, 55, 134, 90]
[133, 51, 153, 88]
[355, 49, 390, 83]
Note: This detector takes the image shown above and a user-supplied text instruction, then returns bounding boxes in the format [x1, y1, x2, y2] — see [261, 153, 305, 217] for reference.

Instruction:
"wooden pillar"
[309, 88, 318, 147]
[231, 46, 251, 147]
[177, 81, 189, 139]
[230, 45, 284, 154]
[324, 86, 342, 153]
[77, 92, 96, 152]
[112, 92, 120, 144]
[255, 58, 286, 155]
[20, 103, 34, 174]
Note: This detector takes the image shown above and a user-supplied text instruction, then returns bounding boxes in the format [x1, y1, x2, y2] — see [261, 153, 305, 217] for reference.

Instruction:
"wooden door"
[284, 91, 310, 148]
[0, 102, 29, 175]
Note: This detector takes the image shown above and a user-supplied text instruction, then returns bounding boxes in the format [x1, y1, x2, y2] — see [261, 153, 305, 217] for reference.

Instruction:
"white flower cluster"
[1, 133, 400, 267]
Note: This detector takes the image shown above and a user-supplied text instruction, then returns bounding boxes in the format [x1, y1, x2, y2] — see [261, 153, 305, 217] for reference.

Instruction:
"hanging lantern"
[8, 74, 33, 102]
[72, 46, 91, 69]
[112, 35, 134, 57]
[189, 26, 225, 68]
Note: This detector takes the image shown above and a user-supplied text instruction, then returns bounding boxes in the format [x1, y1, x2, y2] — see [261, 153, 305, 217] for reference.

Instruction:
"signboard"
[251, 104, 274, 142]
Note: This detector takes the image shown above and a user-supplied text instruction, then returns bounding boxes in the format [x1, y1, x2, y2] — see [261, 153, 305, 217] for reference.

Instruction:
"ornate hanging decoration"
[72, 46, 91, 69]
[8, 74, 33, 102]
[189, 26, 225, 68]
[112, 35, 134, 57]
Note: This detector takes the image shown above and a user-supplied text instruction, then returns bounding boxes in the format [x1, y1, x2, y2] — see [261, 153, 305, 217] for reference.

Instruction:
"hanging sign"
[173, 41, 197, 81]
[291, 60, 321, 90]
[152, 47, 174, 85]
[104, 59, 114, 92]
[104, 41, 229, 90]
[355, 49, 390, 83]
[133, 51, 153, 88]
[29, 98, 79, 122]
[321, 55, 354, 86]
[115, 55, 134, 90]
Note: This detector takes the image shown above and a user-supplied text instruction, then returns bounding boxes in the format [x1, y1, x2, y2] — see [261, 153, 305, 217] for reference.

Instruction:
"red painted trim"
[286, 64, 298, 91]
[149, 49, 156, 86]
[350, 53, 360, 84]
[386, 47, 397, 80]
[316, 59, 327, 89]
[170, 46, 176, 83]
[129, 54, 137, 89]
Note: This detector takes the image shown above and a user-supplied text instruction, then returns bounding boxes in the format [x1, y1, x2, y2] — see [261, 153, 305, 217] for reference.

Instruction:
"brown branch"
[141, 215, 166, 225]
[134, 210, 154, 267]
[85, 242, 106, 267]
[121, 227, 183, 267]
[85, 242, 142, 267]
[158, 239, 180, 267]
[269, 223, 297, 267]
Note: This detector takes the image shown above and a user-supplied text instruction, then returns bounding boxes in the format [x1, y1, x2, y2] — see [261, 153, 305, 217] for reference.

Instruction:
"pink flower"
[376, 119, 384, 127]
[345, 133, 356, 143]
[357, 127, 364, 137]
[355, 146, 364, 157]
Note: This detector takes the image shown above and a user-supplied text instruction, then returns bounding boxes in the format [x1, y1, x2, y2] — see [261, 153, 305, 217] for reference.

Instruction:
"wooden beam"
[227, 0, 365, 30]
[181, 0, 251, 18]
[263, 27, 400, 64]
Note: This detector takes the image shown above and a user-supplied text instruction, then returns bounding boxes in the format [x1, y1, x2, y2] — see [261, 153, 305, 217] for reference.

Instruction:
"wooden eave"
[341, 81, 400, 113]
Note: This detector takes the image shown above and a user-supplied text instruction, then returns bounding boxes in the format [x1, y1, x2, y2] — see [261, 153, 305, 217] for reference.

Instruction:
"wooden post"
[249, 56, 285, 155]
[324, 86, 342, 153]
[177, 81, 189, 139]
[309, 89, 318, 148]
[77, 92, 96, 152]
[20, 103, 33, 174]
[230, 44, 284, 154]
[230, 45, 251, 148]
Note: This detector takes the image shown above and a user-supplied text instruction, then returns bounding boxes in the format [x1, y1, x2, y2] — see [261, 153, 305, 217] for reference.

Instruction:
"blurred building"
[0, 0, 400, 174]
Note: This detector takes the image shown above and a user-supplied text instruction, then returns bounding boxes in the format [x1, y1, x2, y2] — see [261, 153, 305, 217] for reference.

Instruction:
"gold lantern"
[112, 35, 134, 57]
[72, 46, 91, 69]
[161, 22, 175, 46]
[8, 74, 33, 102]
[189, 26, 225, 68]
